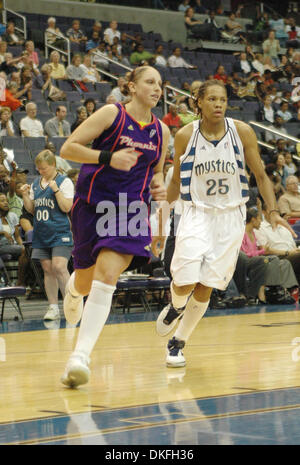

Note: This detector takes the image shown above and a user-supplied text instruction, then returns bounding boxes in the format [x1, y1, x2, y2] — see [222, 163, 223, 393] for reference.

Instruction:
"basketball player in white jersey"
[152, 79, 295, 368]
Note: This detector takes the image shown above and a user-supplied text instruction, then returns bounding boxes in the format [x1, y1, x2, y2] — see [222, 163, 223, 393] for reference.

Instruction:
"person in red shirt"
[162, 104, 182, 128]
[0, 82, 22, 111]
[214, 64, 228, 84]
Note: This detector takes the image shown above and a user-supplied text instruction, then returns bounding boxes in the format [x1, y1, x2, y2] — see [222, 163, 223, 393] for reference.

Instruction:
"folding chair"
[0, 256, 26, 322]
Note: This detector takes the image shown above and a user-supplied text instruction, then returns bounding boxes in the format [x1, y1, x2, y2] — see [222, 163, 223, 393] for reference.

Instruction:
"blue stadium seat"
[1, 136, 24, 151]
[23, 137, 47, 159]
[95, 83, 112, 101]
[48, 137, 67, 154]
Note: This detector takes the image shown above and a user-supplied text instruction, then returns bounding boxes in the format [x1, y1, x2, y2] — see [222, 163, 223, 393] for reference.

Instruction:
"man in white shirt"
[167, 47, 196, 69]
[255, 201, 300, 284]
[104, 20, 121, 46]
[20, 102, 44, 137]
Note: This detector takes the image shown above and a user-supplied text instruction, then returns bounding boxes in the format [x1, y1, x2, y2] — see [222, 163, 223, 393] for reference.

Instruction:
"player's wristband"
[98, 150, 113, 165]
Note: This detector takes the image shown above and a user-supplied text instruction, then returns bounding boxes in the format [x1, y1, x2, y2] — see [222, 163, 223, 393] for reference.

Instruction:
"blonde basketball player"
[152, 79, 295, 368]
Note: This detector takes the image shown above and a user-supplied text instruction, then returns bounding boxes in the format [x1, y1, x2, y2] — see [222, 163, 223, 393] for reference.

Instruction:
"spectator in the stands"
[91, 41, 109, 69]
[88, 21, 103, 42]
[45, 17, 66, 49]
[0, 191, 27, 287]
[104, 20, 121, 46]
[0, 163, 10, 194]
[24, 40, 39, 67]
[110, 76, 127, 103]
[255, 201, 300, 286]
[0, 81, 23, 112]
[84, 98, 97, 117]
[86, 31, 101, 54]
[286, 18, 300, 48]
[269, 13, 288, 48]
[225, 12, 246, 43]
[178, 0, 190, 12]
[260, 95, 275, 123]
[184, 7, 218, 41]
[167, 47, 196, 69]
[20, 66, 33, 101]
[119, 32, 132, 59]
[178, 103, 196, 126]
[277, 101, 294, 122]
[0, 42, 7, 64]
[0, 107, 15, 137]
[162, 104, 182, 129]
[7, 161, 23, 220]
[129, 44, 154, 66]
[278, 175, 300, 218]
[108, 43, 130, 67]
[0, 52, 22, 75]
[3, 20, 24, 46]
[194, 0, 207, 14]
[48, 51, 67, 81]
[204, 10, 222, 40]
[265, 114, 289, 144]
[20, 102, 44, 137]
[265, 163, 285, 200]
[45, 141, 72, 175]
[67, 19, 87, 46]
[154, 44, 167, 68]
[79, 54, 101, 83]
[66, 54, 89, 83]
[233, 52, 253, 76]
[263, 30, 281, 67]
[44, 106, 71, 138]
[284, 152, 297, 176]
[214, 64, 227, 84]
[273, 152, 289, 187]
[251, 53, 265, 76]
[71, 105, 87, 133]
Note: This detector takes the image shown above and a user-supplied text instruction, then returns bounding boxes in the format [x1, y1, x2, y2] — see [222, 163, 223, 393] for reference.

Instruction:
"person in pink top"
[25, 40, 39, 66]
[242, 207, 298, 302]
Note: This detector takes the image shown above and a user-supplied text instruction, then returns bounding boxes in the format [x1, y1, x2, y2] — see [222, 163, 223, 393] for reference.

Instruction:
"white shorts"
[170, 204, 246, 290]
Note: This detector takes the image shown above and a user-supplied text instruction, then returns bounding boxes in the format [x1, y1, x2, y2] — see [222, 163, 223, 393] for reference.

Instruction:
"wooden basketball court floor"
[1, 301, 300, 445]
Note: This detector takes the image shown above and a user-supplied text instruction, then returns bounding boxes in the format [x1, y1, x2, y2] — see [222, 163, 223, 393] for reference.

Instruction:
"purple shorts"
[71, 196, 152, 270]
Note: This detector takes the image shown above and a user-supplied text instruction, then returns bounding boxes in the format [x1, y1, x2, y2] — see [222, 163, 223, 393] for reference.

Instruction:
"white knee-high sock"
[174, 295, 209, 342]
[171, 281, 190, 310]
[73, 280, 115, 358]
[68, 272, 81, 297]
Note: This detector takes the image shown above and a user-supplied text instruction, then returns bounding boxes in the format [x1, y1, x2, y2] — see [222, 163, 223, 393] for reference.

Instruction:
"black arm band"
[98, 150, 113, 165]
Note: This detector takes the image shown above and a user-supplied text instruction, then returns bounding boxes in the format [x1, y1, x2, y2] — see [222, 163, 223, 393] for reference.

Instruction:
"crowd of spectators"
[0, 3, 298, 310]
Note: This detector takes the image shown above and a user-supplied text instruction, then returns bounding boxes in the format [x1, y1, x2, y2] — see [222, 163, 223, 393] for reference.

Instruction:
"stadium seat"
[23, 137, 47, 159]
[0, 256, 26, 322]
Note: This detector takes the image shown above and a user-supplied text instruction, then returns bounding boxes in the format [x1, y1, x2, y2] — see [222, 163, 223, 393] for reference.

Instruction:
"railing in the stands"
[44, 31, 71, 67]
[91, 51, 131, 82]
[249, 120, 300, 160]
[2, 0, 27, 40]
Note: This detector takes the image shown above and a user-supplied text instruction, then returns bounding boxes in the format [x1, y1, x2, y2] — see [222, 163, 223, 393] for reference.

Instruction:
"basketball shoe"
[44, 305, 60, 321]
[61, 352, 90, 388]
[156, 303, 185, 336]
[166, 337, 186, 368]
[63, 281, 83, 325]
